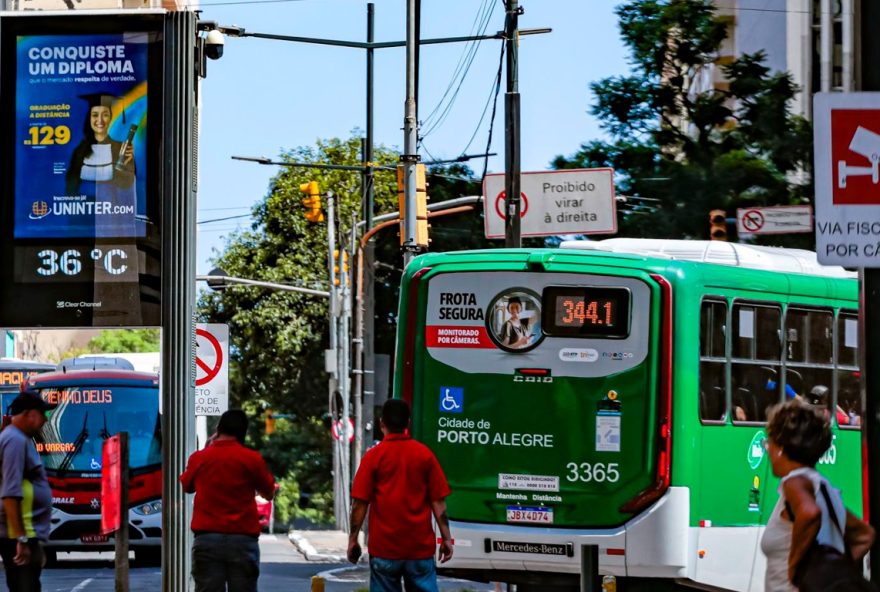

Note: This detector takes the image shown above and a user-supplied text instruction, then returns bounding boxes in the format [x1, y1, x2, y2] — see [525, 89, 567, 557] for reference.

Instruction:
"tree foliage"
[554, 0, 813, 245]
[198, 136, 400, 522]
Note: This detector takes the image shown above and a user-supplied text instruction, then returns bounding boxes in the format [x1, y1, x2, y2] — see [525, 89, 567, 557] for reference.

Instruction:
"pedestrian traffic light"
[299, 181, 324, 223]
[264, 408, 275, 435]
[397, 164, 429, 248]
[709, 209, 727, 241]
[333, 249, 350, 287]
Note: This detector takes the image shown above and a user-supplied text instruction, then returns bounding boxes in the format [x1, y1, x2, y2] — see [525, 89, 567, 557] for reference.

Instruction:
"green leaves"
[557, 0, 813, 245]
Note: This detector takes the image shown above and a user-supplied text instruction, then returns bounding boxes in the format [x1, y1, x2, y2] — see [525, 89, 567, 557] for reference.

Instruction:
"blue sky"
[196, 0, 628, 273]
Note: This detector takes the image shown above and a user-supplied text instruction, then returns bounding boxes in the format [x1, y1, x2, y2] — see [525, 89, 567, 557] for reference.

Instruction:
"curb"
[287, 531, 346, 562]
[316, 564, 368, 583]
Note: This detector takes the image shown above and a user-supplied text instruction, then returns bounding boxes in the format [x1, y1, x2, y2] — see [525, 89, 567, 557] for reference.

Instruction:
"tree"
[554, 0, 813, 246]
[199, 136, 400, 523]
[87, 329, 160, 353]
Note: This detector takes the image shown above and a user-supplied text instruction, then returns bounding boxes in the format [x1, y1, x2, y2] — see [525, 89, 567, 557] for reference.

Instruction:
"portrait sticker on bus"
[506, 506, 554, 524]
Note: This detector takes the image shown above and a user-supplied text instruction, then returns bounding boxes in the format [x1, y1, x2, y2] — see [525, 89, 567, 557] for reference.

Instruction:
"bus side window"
[836, 312, 861, 428]
[786, 308, 835, 421]
[731, 302, 781, 423]
[699, 300, 727, 423]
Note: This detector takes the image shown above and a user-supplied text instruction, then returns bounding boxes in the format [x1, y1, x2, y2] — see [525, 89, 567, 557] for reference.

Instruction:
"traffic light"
[397, 164, 429, 248]
[709, 209, 727, 241]
[333, 249, 350, 287]
[264, 408, 275, 435]
[299, 181, 324, 223]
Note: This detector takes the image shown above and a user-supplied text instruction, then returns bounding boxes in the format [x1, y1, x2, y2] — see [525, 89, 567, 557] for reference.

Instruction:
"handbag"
[790, 483, 876, 592]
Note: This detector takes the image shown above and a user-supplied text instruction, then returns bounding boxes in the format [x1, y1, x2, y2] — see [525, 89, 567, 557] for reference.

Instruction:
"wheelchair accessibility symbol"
[439, 387, 464, 413]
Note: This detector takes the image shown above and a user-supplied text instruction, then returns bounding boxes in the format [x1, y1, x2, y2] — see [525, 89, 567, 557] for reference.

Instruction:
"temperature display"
[542, 286, 631, 338]
[15, 244, 138, 283]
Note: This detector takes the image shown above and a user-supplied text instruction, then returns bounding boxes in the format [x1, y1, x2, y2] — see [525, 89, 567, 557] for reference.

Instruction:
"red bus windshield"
[36, 385, 160, 474]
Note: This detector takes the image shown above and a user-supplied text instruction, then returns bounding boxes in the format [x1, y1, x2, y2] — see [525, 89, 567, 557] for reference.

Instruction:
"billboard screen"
[0, 14, 164, 327]
[14, 32, 150, 239]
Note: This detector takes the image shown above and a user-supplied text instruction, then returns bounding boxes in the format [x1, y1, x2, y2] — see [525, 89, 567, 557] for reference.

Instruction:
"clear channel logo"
[439, 386, 464, 413]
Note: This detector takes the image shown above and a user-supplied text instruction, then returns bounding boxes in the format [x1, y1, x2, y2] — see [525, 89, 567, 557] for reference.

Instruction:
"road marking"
[71, 578, 94, 592]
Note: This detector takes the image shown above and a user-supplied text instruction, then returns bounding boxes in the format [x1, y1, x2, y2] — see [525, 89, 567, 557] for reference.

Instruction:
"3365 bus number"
[565, 462, 620, 483]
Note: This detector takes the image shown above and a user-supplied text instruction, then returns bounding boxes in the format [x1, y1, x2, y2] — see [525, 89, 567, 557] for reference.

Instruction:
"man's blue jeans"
[191, 533, 260, 592]
[369, 556, 439, 592]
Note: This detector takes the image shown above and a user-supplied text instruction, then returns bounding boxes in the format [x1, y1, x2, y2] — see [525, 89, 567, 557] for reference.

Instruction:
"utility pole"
[358, 2, 377, 467]
[859, 0, 880, 582]
[401, 0, 420, 266]
[325, 191, 343, 529]
[503, 0, 522, 248]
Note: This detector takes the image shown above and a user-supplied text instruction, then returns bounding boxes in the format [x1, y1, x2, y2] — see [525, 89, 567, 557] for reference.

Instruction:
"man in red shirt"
[348, 399, 453, 592]
[179, 409, 275, 592]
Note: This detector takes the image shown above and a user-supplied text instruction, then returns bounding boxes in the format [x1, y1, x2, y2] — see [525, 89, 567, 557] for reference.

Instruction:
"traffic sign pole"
[860, 5, 880, 582]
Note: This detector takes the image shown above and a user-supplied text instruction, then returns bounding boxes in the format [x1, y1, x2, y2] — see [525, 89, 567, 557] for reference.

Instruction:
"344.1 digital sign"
[0, 13, 164, 327]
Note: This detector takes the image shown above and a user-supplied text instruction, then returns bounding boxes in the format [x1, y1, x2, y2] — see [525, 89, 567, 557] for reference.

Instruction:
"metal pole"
[115, 432, 130, 592]
[365, 2, 375, 230]
[504, 0, 522, 248]
[860, 2, 880, 580]
[339, 242, 351, 532]
[326, 192, 342, 529]
[161, 12, 197, 592]
[401, 0, 420, 266]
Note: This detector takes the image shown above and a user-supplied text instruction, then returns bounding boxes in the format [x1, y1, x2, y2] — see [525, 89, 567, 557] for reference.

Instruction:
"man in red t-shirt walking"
[348, 399, 453, 592]
[180, 410, 275, 592]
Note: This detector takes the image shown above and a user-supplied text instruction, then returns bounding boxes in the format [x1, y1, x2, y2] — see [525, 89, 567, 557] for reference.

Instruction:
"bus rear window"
[541, 286, 631, 338]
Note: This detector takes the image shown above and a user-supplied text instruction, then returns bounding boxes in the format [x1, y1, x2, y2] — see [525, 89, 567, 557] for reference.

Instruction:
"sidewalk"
[288, 529, 356, 562]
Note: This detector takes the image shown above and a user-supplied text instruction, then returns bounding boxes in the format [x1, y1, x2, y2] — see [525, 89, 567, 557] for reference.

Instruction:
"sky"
[196, 0, 629, 273]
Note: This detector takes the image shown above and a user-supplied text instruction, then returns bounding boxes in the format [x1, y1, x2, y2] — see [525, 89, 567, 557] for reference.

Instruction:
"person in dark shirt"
[348, 399, 453, 592]
[179, 410, 275, 592]
[0, 392, 56, 592]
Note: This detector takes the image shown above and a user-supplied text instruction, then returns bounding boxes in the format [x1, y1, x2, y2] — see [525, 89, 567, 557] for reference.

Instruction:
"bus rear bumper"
[438, 486, 689, 580]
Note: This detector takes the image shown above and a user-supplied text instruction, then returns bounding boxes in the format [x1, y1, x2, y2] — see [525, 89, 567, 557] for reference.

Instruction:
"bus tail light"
[400, 267, 432, 407]
[620, 274, 673, 514]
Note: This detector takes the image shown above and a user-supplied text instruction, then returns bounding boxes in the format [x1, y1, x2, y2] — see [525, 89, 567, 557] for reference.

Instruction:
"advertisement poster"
[14, 33, 150, 239]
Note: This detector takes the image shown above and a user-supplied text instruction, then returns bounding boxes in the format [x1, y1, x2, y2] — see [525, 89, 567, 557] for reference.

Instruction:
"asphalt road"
[37, 535, 497, 592]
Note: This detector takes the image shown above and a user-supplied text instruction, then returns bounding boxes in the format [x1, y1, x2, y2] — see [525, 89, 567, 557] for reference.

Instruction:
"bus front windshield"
[37, 385, 160, 474]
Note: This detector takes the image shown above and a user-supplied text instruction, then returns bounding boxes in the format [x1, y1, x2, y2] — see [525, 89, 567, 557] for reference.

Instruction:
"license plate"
[506, 506, 553, 524]
[80, 534, 109, 544]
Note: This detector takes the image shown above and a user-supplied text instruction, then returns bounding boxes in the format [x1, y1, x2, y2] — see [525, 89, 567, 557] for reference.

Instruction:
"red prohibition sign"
[494, 191, 529, 220]
[742, 209, 765, 232]
[195, 328, 223, 386]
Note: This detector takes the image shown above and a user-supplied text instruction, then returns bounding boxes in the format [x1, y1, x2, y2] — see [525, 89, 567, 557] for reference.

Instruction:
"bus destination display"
[543, 286, 630, 338]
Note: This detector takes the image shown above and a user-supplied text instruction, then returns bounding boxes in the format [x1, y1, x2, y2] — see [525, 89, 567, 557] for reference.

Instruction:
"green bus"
[393, 238, 863, 591]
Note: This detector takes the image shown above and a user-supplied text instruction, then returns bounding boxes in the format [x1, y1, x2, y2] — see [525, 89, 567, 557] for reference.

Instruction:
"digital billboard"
[0, 14, 164, 327]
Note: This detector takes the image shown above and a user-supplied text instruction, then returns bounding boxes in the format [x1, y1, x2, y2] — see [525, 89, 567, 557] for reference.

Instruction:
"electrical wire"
[419, 0, 491, 127]
[482, 40, 505, 180]
[420, 0, 498, 138]
[459, 52, 504, 156]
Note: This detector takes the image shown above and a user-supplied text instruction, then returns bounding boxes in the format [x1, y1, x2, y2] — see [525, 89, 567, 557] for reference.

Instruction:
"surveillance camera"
[204, 29, 224, 60]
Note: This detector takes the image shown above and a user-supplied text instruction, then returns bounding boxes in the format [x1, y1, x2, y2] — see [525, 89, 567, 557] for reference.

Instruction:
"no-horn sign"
[196, 324, 229, 416]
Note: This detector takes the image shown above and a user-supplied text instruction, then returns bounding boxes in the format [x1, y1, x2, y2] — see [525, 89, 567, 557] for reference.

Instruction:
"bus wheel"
[43, 549, 57, 567]
[136, 548, 161, 567]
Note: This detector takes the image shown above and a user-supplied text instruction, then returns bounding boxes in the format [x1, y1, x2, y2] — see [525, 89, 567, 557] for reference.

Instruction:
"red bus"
[26, 366, 162, 564]
[0, 359, 55, 414]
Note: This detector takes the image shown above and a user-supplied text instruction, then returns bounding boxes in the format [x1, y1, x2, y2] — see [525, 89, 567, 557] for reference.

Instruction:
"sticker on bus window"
[596, 412, 621, 452]
[739, 309, 755, 339]
[506, 506, 553, 524]
[845, 318, 858, 349]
